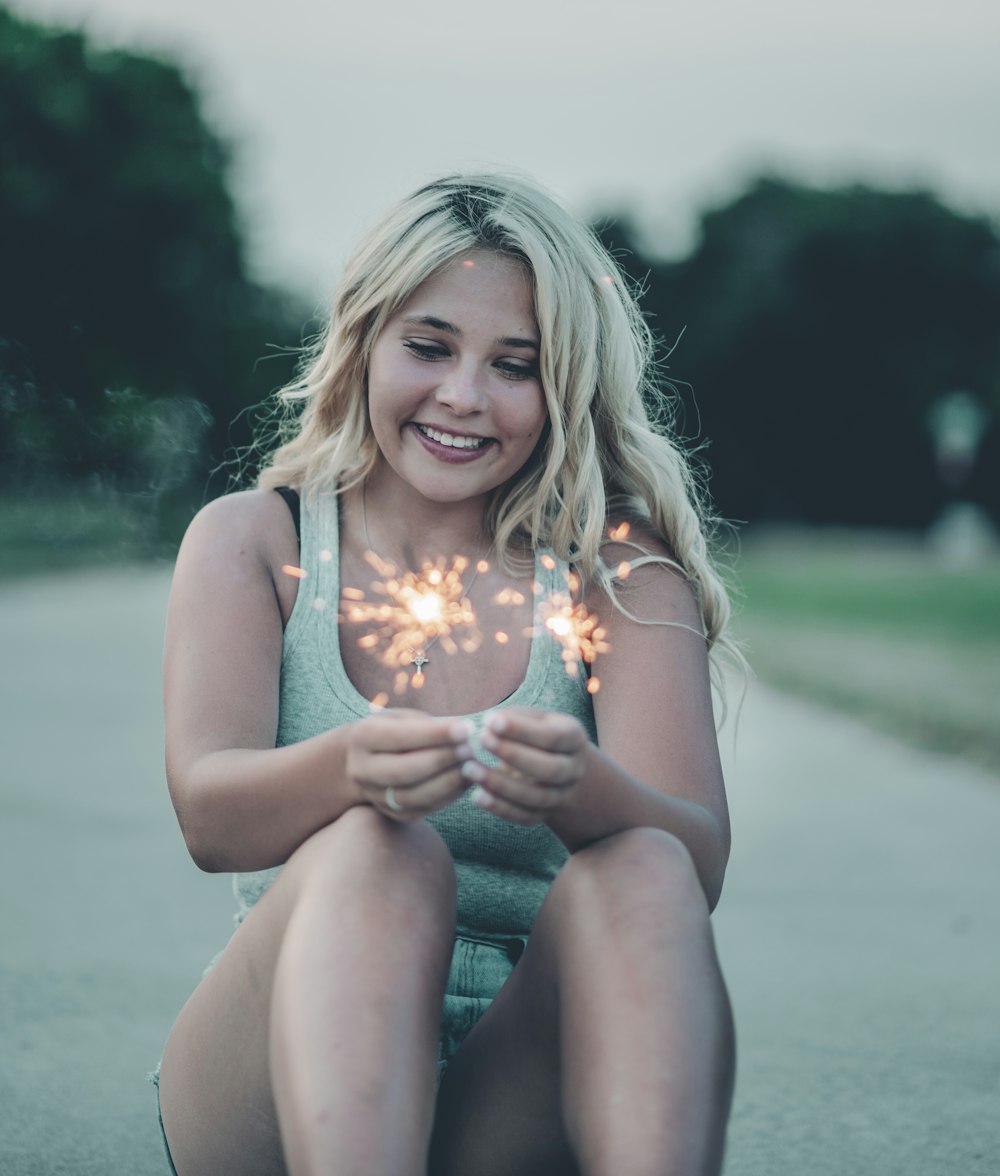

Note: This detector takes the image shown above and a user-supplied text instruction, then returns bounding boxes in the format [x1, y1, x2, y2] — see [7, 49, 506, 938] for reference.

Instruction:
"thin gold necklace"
[360, 486, 488, 675]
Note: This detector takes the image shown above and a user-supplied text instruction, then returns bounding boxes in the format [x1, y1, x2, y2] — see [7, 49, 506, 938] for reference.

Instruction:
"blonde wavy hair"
[258, 173, 742, 678]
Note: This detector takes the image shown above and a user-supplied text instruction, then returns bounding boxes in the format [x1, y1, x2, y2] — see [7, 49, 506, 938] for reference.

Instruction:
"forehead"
[394, 251, 538, 332]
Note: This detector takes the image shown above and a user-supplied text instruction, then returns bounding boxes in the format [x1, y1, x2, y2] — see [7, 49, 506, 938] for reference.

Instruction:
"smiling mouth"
[413, 423, 492, 450]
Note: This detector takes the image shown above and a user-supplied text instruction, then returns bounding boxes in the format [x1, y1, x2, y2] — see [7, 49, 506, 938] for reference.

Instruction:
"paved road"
[2, 566, 998, 1174]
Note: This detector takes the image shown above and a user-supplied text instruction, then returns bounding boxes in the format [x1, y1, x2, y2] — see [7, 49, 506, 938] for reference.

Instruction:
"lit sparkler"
[341, 552, 482, 688]
[535, 590, 609, 694]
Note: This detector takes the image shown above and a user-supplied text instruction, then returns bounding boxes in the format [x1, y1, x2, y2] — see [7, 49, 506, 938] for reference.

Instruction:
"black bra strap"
[274, 486, 301, 544]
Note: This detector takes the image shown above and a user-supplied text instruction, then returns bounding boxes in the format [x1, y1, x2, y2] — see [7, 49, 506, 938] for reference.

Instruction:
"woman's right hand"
[346, 709, 475, 821]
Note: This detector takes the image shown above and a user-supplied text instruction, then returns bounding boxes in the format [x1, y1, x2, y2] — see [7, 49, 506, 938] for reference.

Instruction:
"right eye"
[404, 341, 450, 361]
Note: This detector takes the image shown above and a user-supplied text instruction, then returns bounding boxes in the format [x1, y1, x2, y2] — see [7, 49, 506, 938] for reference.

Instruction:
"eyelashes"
[403, 341, 449, 361]
[403, 341, 538, 381]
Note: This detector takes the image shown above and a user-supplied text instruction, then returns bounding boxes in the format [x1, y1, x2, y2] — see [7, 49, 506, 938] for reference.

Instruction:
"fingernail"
[455, 742, 474, 760]
[486, 713, 507, 733]
[479, 731, 497, 751]
[451, 720, 471, 741]
[470, 786, 494, 809]
[462, 760, 485, 782]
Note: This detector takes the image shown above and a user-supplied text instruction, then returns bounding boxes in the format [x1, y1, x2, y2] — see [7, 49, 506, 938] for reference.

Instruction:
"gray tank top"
[233, 491, 598, 941]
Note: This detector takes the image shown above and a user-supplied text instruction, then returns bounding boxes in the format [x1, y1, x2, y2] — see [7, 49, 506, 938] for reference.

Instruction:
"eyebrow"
[403, 315, 539, 351]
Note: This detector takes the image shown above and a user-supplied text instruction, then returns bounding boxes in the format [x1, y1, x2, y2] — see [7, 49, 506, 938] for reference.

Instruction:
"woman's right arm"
[163, 491, 470, 873]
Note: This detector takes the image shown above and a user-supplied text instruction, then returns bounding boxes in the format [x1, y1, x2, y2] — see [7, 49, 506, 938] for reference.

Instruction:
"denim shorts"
[438, 932, 525, 1077]
[151, 932, 524, 1172]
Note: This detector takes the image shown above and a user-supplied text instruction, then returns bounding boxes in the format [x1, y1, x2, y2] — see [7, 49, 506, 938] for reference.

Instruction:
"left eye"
[495, 361, 538, 380]
[404, 341, 449, 360]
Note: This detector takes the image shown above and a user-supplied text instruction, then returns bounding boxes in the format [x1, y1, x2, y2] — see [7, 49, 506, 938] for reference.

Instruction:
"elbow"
[700, 824, 730, 914]
[169, 773, 231, 874]
[175, 803, 229, 874]
[703, 867, 725, 914]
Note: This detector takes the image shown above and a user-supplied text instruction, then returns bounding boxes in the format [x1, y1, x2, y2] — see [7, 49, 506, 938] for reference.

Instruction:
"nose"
[434, 361, 486, 416]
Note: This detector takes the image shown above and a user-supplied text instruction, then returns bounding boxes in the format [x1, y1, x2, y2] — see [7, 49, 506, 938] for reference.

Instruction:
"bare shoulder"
[585, 517, 704, 636]
[183, 488, 295, 550]
[178, 488, 299, 575]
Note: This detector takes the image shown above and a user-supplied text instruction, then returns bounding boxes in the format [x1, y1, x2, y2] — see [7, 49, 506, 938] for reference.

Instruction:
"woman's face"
[365, 250, 547, 508]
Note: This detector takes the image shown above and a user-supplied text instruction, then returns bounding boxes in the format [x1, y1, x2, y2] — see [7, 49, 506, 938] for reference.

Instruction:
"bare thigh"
[158, 809, 455, 1176]
[428, 828, 733, 1176]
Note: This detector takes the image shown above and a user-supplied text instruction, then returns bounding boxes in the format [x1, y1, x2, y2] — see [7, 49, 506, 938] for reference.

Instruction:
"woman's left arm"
[468, 547, 731, 909]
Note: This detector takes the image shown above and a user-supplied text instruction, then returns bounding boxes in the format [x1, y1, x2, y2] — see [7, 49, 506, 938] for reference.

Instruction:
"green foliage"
[599, 178, 1000, 528]
[0, 7, 307, 536]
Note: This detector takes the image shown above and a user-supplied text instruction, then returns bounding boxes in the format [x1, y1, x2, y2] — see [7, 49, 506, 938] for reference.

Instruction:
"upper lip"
[412, 422, 492, 441]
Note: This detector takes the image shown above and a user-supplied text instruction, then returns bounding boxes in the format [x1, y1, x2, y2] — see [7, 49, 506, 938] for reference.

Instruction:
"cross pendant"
[408, 649, 429, 671]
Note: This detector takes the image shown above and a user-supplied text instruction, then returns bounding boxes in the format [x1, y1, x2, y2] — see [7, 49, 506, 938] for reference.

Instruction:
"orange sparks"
[616, 560, 632, 579]
[370, 692, 390, 710]
[494, 631, 509, 644]
[540, 554, 557, 571]
[495, 588, 525, 606]
[587, 676, 601, 694]
[282, 564, 307, 579]
[341, 551, 480, 673]
[608, 522, 631, 542]
[537, 591, 610, 678]
[476, 559, 490, 574]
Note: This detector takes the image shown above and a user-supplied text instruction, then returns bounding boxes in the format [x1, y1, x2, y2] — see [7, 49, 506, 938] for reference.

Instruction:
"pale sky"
[12, 0, 1000, 301]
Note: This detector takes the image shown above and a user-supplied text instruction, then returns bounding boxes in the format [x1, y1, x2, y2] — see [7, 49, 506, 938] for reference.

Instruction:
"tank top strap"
[281, 490, 340, 661]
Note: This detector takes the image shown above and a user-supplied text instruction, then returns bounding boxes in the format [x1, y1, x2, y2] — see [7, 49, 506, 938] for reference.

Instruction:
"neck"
[354, 479, 491, 569]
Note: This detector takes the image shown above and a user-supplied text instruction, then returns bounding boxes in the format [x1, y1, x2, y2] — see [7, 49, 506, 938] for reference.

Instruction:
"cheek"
[519, 389, 549, 439]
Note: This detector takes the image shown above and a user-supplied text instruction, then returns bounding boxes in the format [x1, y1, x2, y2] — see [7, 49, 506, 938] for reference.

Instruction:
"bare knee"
[550, 827, 708, 939]
[285, 805, 456, 914]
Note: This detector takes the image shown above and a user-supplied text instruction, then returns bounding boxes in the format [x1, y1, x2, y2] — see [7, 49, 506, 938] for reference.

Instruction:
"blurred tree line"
[600, 179, 1000, 530]
[0, 6, 307, 545]
[2, 4, 998, 554]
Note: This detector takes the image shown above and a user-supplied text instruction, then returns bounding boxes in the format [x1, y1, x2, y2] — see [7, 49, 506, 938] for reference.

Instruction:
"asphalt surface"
[2, 565, 998, 1175]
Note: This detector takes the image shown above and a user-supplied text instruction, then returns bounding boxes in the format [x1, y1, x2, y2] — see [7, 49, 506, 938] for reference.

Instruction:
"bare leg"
[429, 827, 735, 1176]
[158, 807, 456, 1176]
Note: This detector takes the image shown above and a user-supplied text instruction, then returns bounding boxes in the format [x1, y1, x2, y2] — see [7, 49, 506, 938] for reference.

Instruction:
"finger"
[476, 732, 581, 785]
[461, 760, 567, 813]
[377, 766, 470, 819]
[361, 742, 472, 788]
[467, 785, 547, 827]
[364, 714, 472, 753]
[483, 710, 585, 754]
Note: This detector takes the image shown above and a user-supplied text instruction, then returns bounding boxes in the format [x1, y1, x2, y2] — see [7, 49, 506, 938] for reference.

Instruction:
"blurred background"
[2, 3, 999, 1172]
[3, 0, 998, 767]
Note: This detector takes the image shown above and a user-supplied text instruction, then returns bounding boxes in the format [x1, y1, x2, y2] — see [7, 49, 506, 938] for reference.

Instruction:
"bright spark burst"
[536, 591, 610, 680]
[341, 552, 482, 683]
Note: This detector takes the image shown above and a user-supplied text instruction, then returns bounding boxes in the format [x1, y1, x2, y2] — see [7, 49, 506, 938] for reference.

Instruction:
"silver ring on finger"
[384, 785, 403, 813]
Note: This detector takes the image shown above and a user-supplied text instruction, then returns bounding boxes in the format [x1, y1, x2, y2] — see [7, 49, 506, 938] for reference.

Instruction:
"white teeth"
[417, 425, 487, 449]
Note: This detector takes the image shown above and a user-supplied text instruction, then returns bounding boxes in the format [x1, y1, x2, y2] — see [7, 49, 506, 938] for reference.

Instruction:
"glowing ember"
[282, 564, 307, 579]
[341, 551, 480, 678]
[615, 560, 632, 579]
[608, 522, 631, 542]
[536, 592, 610, 678]
[369, 692, 390, 710]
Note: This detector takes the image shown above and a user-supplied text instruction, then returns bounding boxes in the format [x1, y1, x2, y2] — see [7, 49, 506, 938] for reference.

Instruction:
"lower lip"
[410, 425, 495, 464]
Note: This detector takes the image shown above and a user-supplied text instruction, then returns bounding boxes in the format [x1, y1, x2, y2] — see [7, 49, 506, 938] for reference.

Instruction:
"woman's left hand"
[462, 707, 588, 826]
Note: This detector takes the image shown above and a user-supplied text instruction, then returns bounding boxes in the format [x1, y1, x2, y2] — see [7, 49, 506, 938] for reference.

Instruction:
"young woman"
[154, 174, 738, 1176]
